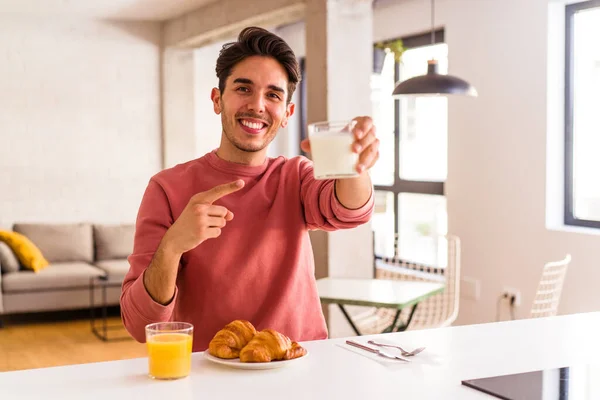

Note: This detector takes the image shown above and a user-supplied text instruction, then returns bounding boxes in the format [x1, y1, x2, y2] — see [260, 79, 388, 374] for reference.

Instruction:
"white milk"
[310, 132, 359, 180]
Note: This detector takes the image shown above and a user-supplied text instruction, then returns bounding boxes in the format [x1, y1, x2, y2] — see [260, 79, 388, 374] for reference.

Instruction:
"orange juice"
[147, 333, 193, 379]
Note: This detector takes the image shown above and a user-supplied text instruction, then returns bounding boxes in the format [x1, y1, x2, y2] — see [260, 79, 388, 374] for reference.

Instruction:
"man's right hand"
[163, 179, 245, 256]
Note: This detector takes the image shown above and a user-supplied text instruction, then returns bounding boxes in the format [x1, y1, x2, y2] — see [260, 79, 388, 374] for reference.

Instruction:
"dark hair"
[215, 27, 301, 103]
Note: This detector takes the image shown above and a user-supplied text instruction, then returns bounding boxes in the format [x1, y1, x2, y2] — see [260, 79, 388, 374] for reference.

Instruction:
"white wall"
[0, 17, 162, 227]
[270, 21, 305, 158]
[194, 41, 226, 157]
[163, 47, 197, 169]
[374, 0, 600, 325]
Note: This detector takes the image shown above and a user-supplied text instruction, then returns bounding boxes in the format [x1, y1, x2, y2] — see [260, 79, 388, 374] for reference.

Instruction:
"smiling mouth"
[238, 118, 268, 134]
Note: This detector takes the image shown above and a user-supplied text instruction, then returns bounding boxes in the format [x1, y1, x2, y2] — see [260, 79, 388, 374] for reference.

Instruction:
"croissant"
[239, 329, 307, 363]
[208, 320, 257, 359]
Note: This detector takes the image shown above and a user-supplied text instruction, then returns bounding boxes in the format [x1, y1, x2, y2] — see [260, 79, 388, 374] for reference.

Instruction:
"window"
[565, 0, 600, 229]
[371, 31, 448, 267]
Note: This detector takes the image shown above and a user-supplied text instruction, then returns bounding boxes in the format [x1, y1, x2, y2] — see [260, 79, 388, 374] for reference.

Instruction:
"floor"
[0, 308, 147, 372]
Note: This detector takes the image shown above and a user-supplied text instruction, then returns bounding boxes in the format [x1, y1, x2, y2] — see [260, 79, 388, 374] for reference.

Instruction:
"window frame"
[373, 29, 446, 260]
[564, 0, 600, 229]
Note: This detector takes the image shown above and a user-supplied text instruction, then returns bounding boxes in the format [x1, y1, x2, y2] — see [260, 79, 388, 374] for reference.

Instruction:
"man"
[120, 27, 380, 351]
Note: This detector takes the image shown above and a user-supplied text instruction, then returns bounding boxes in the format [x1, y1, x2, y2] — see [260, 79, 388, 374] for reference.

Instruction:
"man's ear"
[211, 87, 222, 114]
[281, 102, 295, 128]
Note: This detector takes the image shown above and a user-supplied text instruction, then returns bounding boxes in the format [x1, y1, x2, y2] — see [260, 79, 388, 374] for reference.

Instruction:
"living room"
[1, 0, 599, 387]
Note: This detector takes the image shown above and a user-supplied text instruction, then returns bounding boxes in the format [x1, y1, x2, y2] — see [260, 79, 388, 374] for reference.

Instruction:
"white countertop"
[2, 312, 600, 400]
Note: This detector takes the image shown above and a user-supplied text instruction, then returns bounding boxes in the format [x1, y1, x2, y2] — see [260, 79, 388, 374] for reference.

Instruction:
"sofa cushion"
[94, 259, 130, 281]
[0, 240, 21, 273]
[13, 223, 94, 263]
[93, 224, 134, 261]
[1, 262, 105, 292]
[0, 230, 49, 273]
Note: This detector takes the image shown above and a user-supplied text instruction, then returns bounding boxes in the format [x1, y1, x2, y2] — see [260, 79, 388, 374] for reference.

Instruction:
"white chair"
[354, 234, 461, 333]
[530, 254, 571, 318]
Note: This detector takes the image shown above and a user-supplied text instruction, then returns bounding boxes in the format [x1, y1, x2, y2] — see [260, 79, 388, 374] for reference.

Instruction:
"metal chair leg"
[395, 303, 419, 332]
[338, 304, 362, 336]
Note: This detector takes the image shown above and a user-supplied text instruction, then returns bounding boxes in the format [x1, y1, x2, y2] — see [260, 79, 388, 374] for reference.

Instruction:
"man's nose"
[247, 93, 266, 113]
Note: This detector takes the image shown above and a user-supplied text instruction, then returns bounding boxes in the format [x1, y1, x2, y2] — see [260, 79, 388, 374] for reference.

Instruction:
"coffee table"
[89, 276, 131, 342]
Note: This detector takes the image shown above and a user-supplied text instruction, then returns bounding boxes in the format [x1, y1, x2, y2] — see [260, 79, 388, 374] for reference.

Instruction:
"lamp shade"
[392, 60, 478, 97]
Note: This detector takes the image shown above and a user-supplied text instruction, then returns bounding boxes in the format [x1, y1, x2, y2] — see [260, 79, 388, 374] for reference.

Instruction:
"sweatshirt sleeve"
[120, 178, 178, 343]
[299, 158, 374, 231]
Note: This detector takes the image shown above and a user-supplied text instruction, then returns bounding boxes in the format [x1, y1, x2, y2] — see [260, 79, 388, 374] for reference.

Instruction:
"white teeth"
[241, 120, 264, 130]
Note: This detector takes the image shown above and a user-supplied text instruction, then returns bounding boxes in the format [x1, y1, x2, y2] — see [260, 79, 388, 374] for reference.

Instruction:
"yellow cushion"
[0, 230, 49, 273]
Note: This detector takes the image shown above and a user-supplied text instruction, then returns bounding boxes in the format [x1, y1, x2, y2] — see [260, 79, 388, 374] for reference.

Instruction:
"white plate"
[203, 350, 309, 370]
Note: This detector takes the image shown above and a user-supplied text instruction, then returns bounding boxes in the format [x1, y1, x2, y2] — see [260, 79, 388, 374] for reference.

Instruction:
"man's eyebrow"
[233, 78, 285, 94]
[268, 84, 285, 94]
[233, 78, 253, 85]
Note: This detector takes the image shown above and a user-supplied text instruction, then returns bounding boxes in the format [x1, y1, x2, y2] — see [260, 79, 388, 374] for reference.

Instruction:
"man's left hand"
[300, 116, 380, 174]
[349, 116, 379, 174]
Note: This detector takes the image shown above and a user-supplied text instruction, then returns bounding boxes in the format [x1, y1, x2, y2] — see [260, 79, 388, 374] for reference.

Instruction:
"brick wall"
[0, 17, 162, 228]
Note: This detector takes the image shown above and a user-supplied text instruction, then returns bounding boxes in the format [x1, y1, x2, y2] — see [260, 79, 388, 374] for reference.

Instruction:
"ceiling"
[0, 0, 222, 21]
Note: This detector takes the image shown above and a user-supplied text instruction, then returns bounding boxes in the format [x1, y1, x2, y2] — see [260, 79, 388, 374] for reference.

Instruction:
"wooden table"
[2, 312, 599, 399]
[316, 277, 445, 335]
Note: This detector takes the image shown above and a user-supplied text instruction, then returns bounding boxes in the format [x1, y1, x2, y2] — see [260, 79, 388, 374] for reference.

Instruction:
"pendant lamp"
[391, 0, 478, 97]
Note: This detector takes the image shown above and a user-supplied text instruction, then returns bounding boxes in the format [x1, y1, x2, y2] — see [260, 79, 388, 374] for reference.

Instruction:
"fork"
[345, 340, 410, 362]
[367, 340, 426, 357]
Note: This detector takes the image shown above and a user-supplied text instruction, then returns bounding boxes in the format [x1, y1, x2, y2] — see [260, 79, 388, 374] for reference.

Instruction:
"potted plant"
[373, 38, 405, 74]
[415, 222, 432, 237]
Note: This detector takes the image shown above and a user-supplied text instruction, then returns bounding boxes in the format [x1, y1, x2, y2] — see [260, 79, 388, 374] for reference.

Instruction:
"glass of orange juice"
[145, 322, 193, 380]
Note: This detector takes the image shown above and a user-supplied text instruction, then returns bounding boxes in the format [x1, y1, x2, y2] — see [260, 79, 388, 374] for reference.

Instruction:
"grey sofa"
[0, 223, 133, 319]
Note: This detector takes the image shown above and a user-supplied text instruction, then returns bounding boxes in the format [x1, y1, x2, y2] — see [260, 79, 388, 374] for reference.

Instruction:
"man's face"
[211, 56, 295, 154]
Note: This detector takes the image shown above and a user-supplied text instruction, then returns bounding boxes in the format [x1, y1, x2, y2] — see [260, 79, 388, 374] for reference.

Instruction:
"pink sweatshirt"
[120, 150, 373, 351]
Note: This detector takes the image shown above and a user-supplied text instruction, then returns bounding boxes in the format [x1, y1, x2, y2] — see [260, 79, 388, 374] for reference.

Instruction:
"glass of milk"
[308, 120, 359, 180]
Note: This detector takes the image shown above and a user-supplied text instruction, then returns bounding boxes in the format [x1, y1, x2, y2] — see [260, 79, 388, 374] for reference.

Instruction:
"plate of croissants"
[204, 320, 308, 370]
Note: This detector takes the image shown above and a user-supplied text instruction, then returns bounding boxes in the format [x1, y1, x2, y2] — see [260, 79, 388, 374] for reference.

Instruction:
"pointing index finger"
[200, 179, 245, 204]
